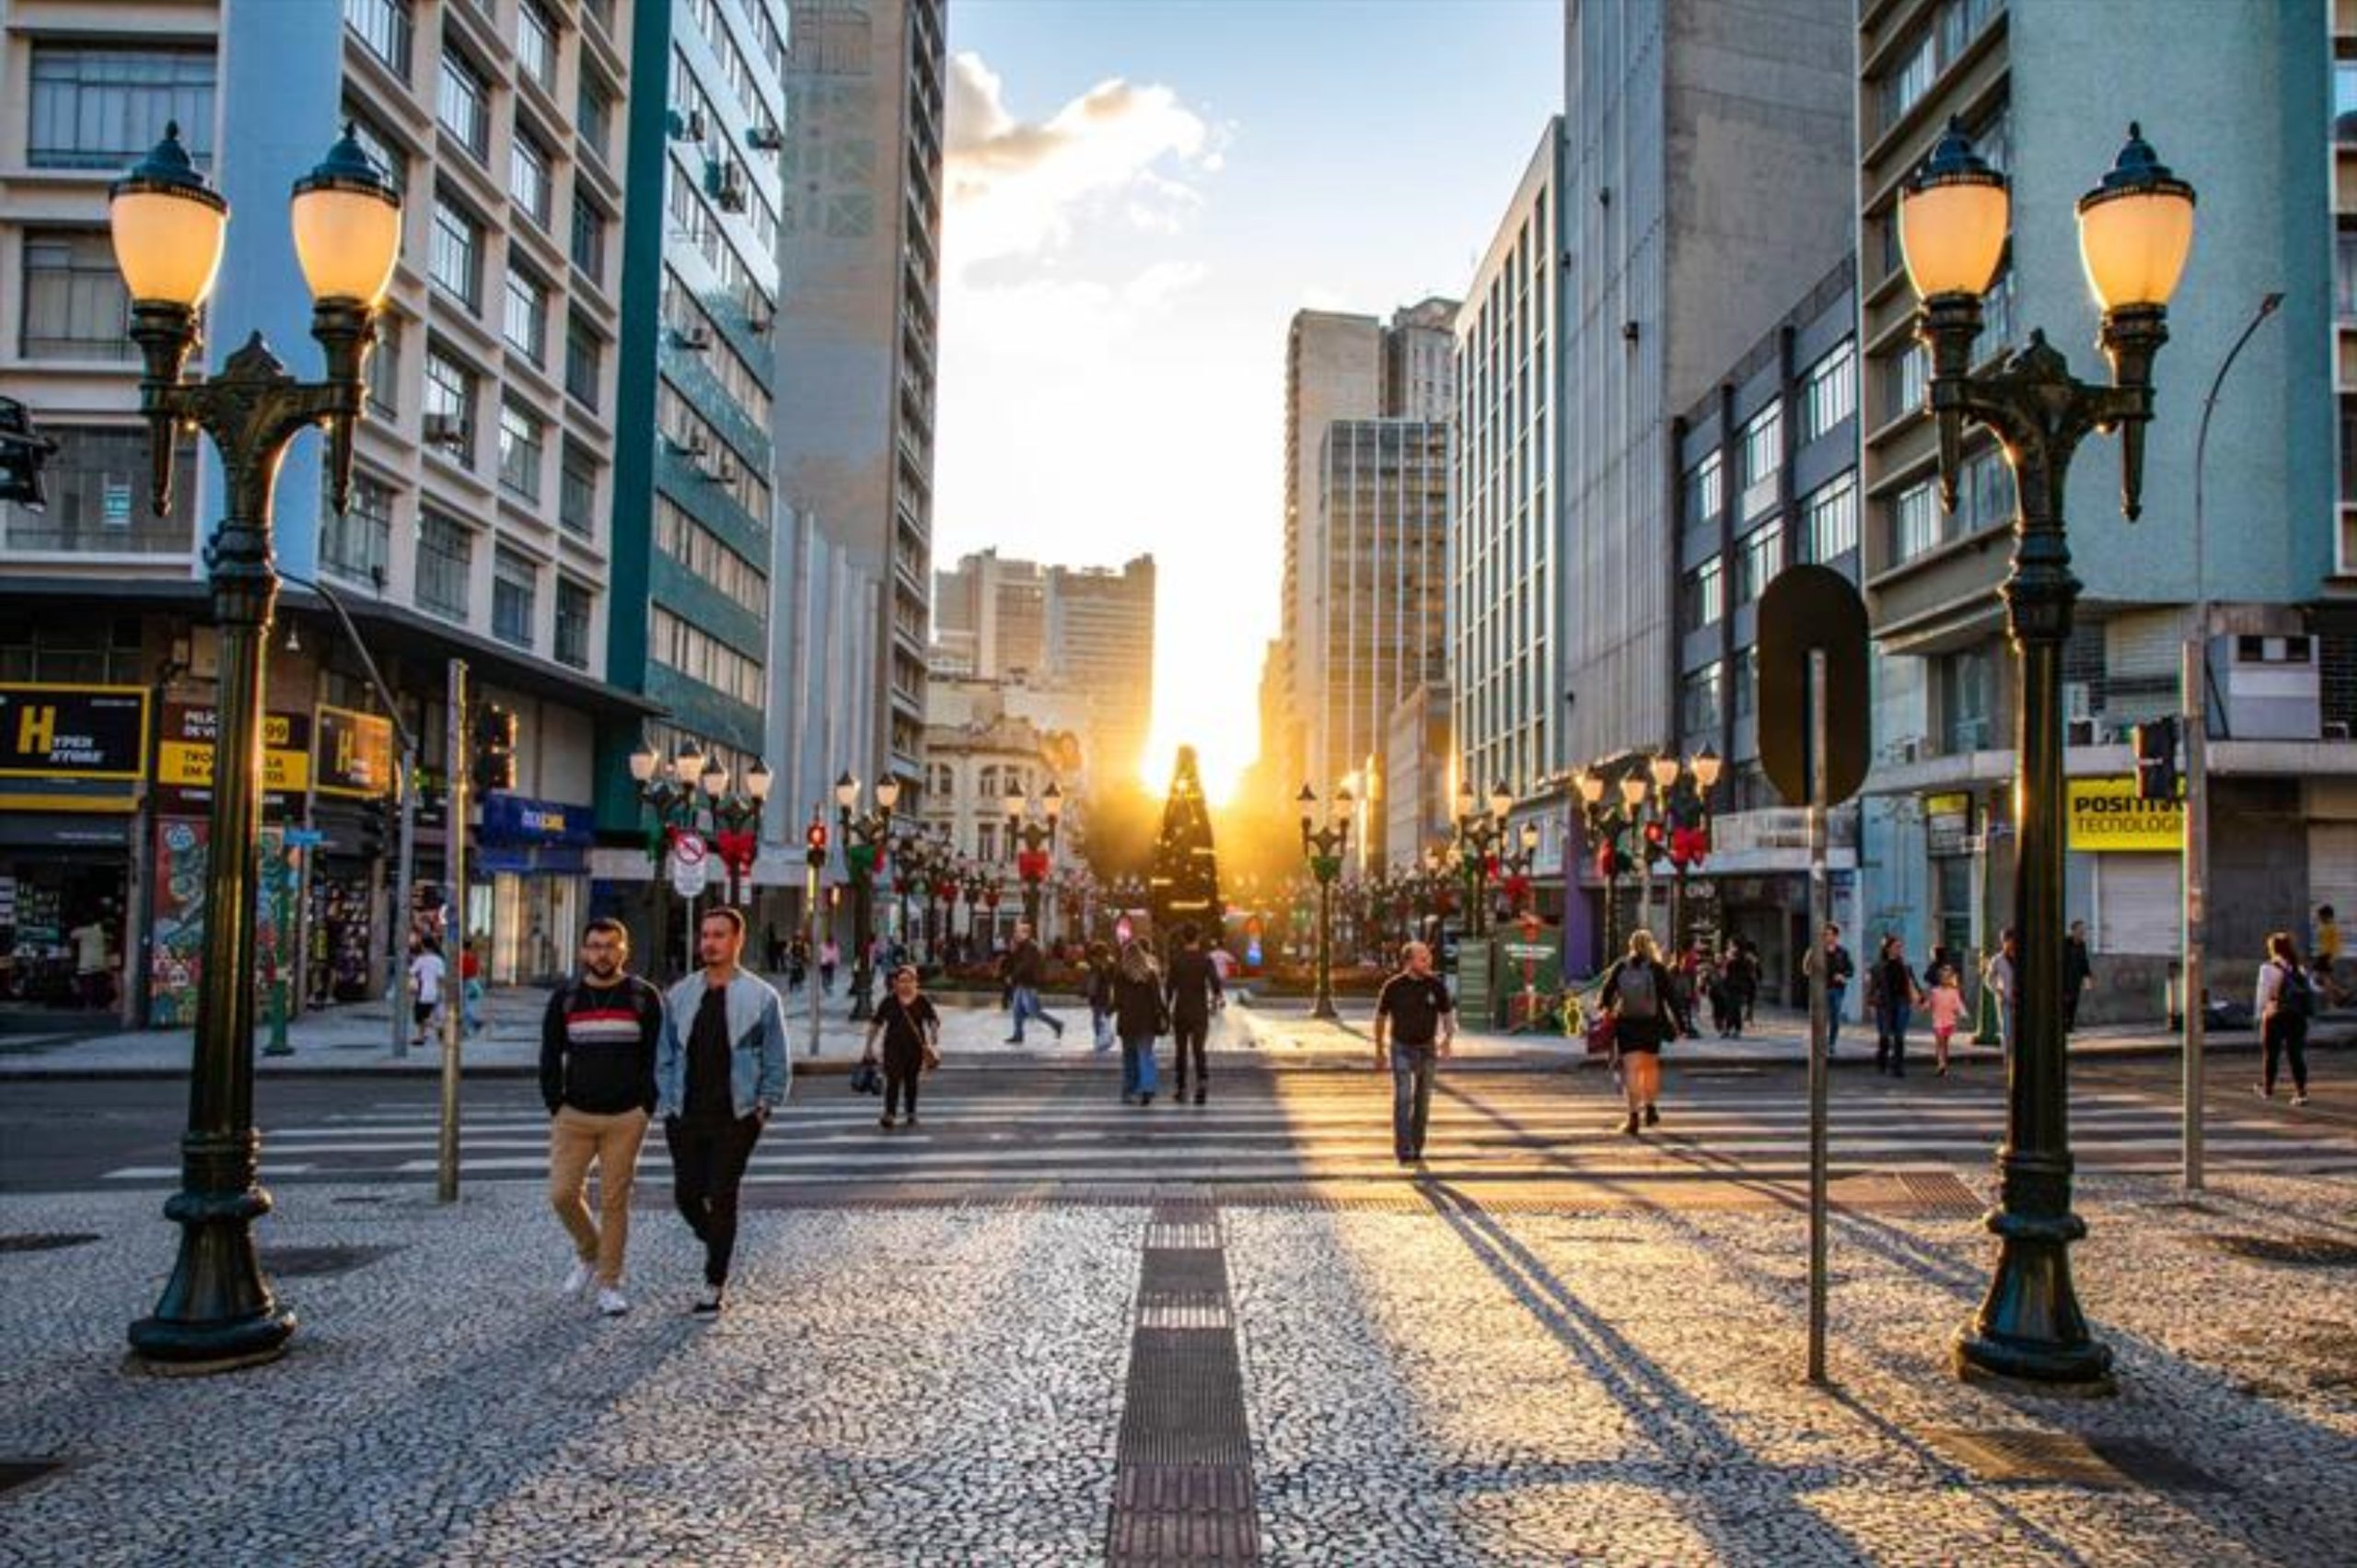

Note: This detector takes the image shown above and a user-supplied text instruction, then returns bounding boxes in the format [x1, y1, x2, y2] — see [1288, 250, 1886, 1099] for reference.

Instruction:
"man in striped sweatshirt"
[541, 916, 666, 1316]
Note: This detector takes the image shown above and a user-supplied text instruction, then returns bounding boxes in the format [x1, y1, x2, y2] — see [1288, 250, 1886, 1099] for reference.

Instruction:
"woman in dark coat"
[860, 965, 940, 1130]
[1600, 929, 1676, 1135]
[1111, 938, 1168, 1106]
[1164, 923, 1225, 1106]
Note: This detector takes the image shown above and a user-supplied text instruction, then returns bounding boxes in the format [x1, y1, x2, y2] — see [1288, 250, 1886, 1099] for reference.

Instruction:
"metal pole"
[437, 659, 466, 1204]
[390, 749, 415, 1059]
[1807, 647, 1830, 1386]
[1312, 872, 1337, 1021]
[2181, 292, 2277, 1192]
[805, 840, 822, 1057]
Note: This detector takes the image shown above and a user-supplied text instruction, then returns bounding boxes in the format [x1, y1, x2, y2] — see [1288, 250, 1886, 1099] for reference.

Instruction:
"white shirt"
[2256, 958, 2297, 1018]
[410, 951, 446, 998]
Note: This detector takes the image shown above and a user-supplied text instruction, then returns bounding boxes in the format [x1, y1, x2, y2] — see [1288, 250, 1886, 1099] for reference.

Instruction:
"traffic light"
[804, 818, 829, 863]
[2132, 716, 2180, 802]
[470, 704, 517, 796]
[0, 397, 57, 506]
[1643, 818, 1669, 867]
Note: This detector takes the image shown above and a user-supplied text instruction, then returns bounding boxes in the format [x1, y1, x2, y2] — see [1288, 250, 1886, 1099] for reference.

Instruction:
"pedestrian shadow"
[1410, 1178, 1880, 1564]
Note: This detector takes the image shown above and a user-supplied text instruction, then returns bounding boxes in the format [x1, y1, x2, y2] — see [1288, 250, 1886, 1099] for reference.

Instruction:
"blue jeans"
[1010, 985, 1064, 1040]
[1120, 1035, 1159, 1098]
[1825, 982, 1846, 1051]
[1390, 1043, 1437, 1160]
[1876, 1003, 1912, 1074]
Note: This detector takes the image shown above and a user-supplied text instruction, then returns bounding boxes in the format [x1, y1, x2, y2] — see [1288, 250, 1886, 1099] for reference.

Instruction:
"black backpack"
[2282, 963, 2318, 1020]
[1616, 962, 1659, 1021]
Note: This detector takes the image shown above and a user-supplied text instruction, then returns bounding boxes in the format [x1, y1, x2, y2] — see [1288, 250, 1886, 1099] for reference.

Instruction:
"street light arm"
[2190, 291, 2282, 624]
[277, 567, 416, 757]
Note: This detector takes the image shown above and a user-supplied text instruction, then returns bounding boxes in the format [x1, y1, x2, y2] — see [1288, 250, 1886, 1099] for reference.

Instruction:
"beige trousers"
[549, 1106, 650, 1287]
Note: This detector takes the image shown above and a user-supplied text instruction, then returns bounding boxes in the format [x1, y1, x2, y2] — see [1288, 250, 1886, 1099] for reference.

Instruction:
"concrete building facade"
[1854, 0, 2356, 1015]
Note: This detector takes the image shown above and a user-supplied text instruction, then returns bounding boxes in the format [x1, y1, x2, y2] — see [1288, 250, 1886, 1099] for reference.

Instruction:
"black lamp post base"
[128, 1181, 295, 1369]
[1951, 1337, 2117, 1399]
[1952, 1198, 2115, 1395]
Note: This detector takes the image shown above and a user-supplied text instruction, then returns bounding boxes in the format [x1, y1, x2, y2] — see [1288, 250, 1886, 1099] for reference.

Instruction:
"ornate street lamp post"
[114, 122, 402, 1367]
[1003, 780, 1063, 937]
[1297, 784, 1352, 1022]
[1575, 770, 1627, 971]
[834, 771, 900, 1022]
[1496, 822, 1541, 919]
[629, 739, 707, 973]
[702, 756, 772, 907]
[1898, 118, 2195, 1392]
[1452, 780, 1513, 937]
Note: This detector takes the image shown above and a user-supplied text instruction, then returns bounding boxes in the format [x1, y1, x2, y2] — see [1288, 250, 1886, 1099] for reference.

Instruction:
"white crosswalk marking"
[91, 1074, 2357, 1186]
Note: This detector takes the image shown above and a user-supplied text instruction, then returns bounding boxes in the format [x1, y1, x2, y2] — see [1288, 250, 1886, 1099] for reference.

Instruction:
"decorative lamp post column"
[1619, 773, 1653, 944]
[629, 738, 707, 973]
[1497, 822, 1540, 920]
[1451, 780, 1511, 937]
[1297, 784, 1352, 1022]
[116, 122, 402, 1367]
[1003, 780, 1062, 937]
[1663, 747, 1722, 947]
[1575, 771, 1624, 970]
[834, 771, 900, 1022]
[705, 756, 772, 906]
[1898, 118, 2195, 1393]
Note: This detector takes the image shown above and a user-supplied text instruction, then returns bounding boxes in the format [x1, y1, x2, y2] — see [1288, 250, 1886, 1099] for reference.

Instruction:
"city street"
[4, 1054, 2355, 1564]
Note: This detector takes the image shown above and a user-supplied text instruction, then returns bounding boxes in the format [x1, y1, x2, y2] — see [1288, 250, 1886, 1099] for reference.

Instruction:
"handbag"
[921, 1040, 942, 1073]
[849, 1057, 881, 1095]
[1585, 1009, 1617, 1058]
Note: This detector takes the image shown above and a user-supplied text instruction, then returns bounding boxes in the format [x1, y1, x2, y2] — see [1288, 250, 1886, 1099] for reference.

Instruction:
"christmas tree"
[1149, 745, 1222, 945]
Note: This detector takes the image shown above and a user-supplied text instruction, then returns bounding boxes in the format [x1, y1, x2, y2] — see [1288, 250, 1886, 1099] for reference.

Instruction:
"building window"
[344, 0, 414, 77]
[0, 425, 195, 554]
[1802, 343, 1856, 442]
[1680, 558, 1724, 633]
[503, 271, 548, 363]
[415, 509, 472, 621]
[423, 346, 477, 464]
[1737, 404, 1782, 517]
[19, 231, 132, 360]
[1890, 478, 1940, 563]
[1680, 664, 1724, 736]
[1955, 447, 2014, 537]
[563, 314, 603, 411]
[436, 46, 490, 162]
[430, 194, 482, 309]
[654, 495, 769, 617]
[2339, 232, 2357, 322]
[554, 577, 592, 668]
[1882, 342, 1929, 424]
[342, 109, 407, 196]
[510, 129, 552, 229]
[559, 441, 598, 537]
[321, 470, 394, 585]
[649, 605, 764, 707]
[517, 0, 558, 91]
[1733, 646, 1759, 720]
[1804, 473, 1859, 563]
[577, 72, 614, 166]
[1940, 646, 1996, 753]
[29, 44, 215, 170]
[1735, 523, 1782, 606]
[569, 192, 608, 285]
[1680, 451, 1723, 528]
[492, 547, 537, 647]
[496, 401, 544, 501]
[366, 312, 402, 416]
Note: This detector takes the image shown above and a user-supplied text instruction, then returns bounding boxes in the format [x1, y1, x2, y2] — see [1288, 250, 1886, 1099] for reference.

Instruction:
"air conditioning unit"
[422, 412, 465, 448]
[675, 324, 712, 352]
[2063, 681, 2094, 723]
[746, 308, 772, 335]
[2066, 717, 2098, 747]
[715, 167, 748, 213]
[702, 455, 737, 486]
[745, 123, 783, 152]
[672, 107, 707, 143]
[1894, 735, 1926, 765]
[2209, 633, 2320, 740]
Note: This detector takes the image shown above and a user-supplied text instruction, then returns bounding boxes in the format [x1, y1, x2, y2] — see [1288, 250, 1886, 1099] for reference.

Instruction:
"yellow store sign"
[2066, 775, 2182, 852]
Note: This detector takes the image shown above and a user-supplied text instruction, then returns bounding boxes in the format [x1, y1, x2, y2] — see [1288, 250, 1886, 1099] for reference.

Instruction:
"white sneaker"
[562, 1260, 595, 1296]
[597, 1286, 629, 1317]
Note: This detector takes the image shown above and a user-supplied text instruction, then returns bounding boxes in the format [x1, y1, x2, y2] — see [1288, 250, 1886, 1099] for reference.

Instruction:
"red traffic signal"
[804, 820, 829, 852]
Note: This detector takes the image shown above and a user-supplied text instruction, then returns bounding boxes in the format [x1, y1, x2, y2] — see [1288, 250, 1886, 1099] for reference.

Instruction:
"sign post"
[439, 661, 467, 1205]
[1759, 565, 1871, 1387]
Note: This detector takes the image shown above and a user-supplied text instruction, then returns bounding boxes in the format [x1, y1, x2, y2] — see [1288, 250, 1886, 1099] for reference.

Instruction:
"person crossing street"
[656, 908, 790, 1315]
[1002, 922, 1066, 1043]
[1373, 941, 1455, 1166]
[1165, 923, 1224, 1105]
[1601, 931, 1675, 1135]
[540, 918, 664, 1317]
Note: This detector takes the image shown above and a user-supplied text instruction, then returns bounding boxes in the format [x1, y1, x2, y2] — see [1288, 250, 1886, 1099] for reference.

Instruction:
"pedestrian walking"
[2063, 920, 2095, 1034]
[1111, 938, 1167, 1106]
[819, 936, 840, 994]
[1926, 966, 1968, 1077]
[1981, 929, 2019, 1059]
[1872, 935, 1926, 1077]
[1372, 941, 1455, 1165]
[460, 939, 486, 1037]
[1166, 923, 1225, 1106]
[1601, 930, 1675, 1135]
[540, 917, 664, 1317]
[656, 907, 790, 1315]
[786, 935, 807, 995]
[1732, 939, 1762, 1034]
[408, 938, 446, 1048]
[1804, 923, 1854, 1054]
[2256, 930, 2315, 1105]
[1002, 921, 1066, 1043]
[1085, 940, 1117, 1053]
[862, 965, 940, 1129]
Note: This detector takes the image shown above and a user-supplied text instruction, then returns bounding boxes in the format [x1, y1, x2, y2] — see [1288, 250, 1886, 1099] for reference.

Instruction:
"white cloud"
[944, 51, 1220, 277]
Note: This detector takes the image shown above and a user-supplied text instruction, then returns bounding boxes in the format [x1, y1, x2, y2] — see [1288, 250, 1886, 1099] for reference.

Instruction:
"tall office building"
[933, 548, 1050, 679]
[772, 0, 946, 799]
[1559, 0, 1856, 765]
[0, 0, 647, 997]
[1855, 0, 2354, 1004]
[1280, 300, 1457, 798]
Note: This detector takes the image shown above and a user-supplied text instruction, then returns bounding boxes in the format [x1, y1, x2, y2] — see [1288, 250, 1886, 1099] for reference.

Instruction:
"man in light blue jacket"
[657, 906, 790, 1314]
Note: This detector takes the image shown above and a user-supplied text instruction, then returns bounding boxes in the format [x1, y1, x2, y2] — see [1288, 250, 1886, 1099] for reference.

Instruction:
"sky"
[935, 0, 1564, 803]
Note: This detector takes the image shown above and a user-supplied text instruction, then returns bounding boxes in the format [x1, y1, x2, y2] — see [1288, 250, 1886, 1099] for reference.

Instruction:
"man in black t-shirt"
[1373, 941, 1456, 1167]
[540, 918, 665, 1316]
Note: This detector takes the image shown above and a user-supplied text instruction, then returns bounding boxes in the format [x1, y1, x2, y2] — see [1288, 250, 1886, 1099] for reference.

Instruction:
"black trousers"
[666, 1114, 762, 1286]
[885, 1050, 921, 1118]
[1171, 1019, 1209, 1092]
[2262, 1015, 2309, 1095]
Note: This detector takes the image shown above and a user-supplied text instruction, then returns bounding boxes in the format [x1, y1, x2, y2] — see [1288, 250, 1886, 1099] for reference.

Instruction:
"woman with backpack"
[1111, 938, 1169, 1106]
[1601, 929, 1676, 1135]
[2256, 930, 2314, 1106]
[1873, 934, 1927, 1077]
